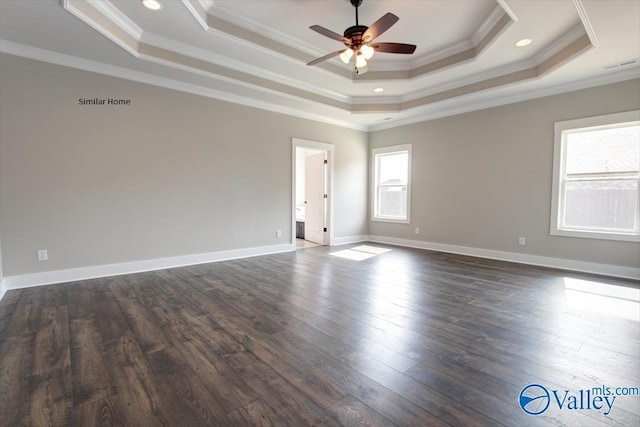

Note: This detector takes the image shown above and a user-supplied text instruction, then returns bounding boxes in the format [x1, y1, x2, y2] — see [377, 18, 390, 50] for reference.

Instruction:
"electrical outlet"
[37, 249, 48, 261]
[518, 237, 526, 246]
[276, 229, 282, 238]
[414, 227, 420, 234]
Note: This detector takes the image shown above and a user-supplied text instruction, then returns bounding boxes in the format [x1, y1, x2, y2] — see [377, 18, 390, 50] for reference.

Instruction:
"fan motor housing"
[344, 25, 369, 46]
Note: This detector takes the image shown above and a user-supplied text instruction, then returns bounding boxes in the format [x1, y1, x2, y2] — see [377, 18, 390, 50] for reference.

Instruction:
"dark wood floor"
[1, 244, 638, 426]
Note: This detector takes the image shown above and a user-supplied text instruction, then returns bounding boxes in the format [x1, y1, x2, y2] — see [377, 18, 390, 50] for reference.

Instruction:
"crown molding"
[182, 0, 319, 68]
[369, 68, 640, 132]
[206, 1, 324, 57]
[62, 0, 140, 57]
[142, 32, 352, 104]
[198, 0, 214, 10]
[87, 0, 143, 40]
[572, 0, 599, 47]
[401, 58, 537, 103]
[0, 41, 367, 131]
[3, 37, 636, 134]
[361, 11, 514, 81]
[472, 2, 517, 46]
[180, 0, 209, 31]
[533, 24, 588, 66]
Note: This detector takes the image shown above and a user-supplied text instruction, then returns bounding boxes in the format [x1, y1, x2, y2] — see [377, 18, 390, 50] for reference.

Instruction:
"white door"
[304, 152, 326, 245]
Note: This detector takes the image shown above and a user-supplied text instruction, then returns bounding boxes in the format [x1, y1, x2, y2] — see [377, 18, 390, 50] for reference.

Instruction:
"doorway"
[292, 138, 334, 249]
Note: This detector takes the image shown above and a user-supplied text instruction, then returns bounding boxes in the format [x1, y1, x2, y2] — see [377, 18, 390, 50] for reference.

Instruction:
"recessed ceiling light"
[374, 87, 384, 93]
[515, 38, 532, 47]
[142, 0, 162, 10]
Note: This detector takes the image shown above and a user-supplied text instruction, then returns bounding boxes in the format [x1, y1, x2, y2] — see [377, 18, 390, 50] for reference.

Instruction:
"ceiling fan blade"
[371, 42, 417, 54]
[363, 13, 399, 42]
[310, 25, 349, 43]
[307, 50, 345, 66]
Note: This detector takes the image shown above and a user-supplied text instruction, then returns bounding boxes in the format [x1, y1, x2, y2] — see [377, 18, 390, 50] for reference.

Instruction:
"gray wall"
[0, 54, 368, 276]
[0, 233, 3, 283]
[1, 51, 637, 279]
[369, 78, 640, 269]
[0, 124, 3, 283]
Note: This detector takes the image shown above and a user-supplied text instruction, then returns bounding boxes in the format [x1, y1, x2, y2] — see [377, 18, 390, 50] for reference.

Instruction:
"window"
[551, 111, 640, 242]
[372, 144, 411, 223]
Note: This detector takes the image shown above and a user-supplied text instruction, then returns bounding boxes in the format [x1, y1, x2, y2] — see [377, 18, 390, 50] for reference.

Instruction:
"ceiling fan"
[306, 0, 417, 74]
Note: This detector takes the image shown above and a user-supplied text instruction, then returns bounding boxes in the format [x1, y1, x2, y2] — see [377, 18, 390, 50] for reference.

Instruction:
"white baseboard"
[331, 235, 369, 246]
[0, 278, 6, 302]
[368, 235, 640, 280]
[4, 244, 294, 291]
[2, 236, 636, 297]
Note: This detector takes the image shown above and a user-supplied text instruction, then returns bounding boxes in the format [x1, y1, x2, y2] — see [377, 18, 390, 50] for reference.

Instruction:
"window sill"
[372, 217, 410, 224]
[550, 228, 640, 242]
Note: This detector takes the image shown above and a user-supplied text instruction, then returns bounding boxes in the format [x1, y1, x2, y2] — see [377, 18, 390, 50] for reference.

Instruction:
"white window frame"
[372, 144, 412, 224]
[550, 110, 640, 242]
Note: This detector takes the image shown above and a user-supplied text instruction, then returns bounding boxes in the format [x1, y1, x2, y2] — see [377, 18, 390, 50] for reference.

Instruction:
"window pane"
[564, 180, 638, 231]
[565, 125, 639, 175]
[379, 152, 408, 185]
[378, 186, 407, 218]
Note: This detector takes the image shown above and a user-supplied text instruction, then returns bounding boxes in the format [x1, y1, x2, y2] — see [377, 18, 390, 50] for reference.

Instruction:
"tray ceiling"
[0, 0, 638, 130]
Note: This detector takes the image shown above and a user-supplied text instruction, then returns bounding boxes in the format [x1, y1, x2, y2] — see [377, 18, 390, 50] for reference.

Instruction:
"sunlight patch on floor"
[330, 245, 392, 261]
[564, 277, 640, 321]
[352, 245, 392, 255]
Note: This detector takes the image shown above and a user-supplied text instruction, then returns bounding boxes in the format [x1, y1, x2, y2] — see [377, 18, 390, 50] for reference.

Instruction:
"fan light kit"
[307, 0, 417, 74]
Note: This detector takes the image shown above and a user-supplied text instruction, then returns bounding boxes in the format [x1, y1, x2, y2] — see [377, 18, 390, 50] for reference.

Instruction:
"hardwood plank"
[227, 399, 289, 426]
[190, 316, 261, 370]
[0, 335, 35, 425]
[108, 278, 171, 354]
[33, 305, 70, 376]
[23, 371, 73, 426]
[145, 347, 238, 426]
[1, 288, 45, 338]
[404, 362, 554, 427]
[101, 334, 164, 426]
[173, 338, 258, 413]
[214, 314, 348, 410]
[263, 321, 451, 426]
[154, 369, 234, 426]
[72, 394, 127, 426]
[327, 396, 397, 427]
[0, 289, 22, 340]
[313, 351, 451, 426]
[280, 318, 354, 360]
[70, 319, 118, 406]
[234, 361, 341, 426]
[90, 279, 133, 347]
[340, 351, 502, 426]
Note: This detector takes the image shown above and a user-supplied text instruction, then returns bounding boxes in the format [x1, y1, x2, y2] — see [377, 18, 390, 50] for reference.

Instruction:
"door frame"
[292, 138, 334, 248]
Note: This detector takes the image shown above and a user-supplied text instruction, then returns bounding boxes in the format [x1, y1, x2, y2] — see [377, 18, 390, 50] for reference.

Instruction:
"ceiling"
[0, 0, 638, 131]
